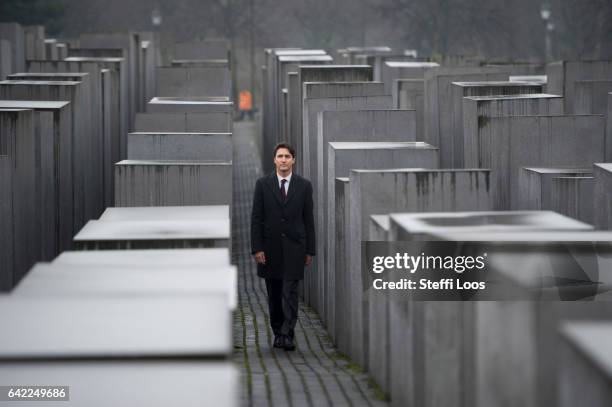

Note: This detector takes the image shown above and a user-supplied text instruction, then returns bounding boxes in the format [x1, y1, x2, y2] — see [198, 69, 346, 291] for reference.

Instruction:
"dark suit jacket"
[251, 172, 315, 280]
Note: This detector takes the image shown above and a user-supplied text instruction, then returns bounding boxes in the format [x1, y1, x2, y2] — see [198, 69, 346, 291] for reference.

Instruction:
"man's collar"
[276, 172, 292, 182]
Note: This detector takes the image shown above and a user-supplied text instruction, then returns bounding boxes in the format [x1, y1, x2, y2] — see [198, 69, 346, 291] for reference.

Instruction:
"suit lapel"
[284, 174, 300, 205]
[265, 173, 284, 206]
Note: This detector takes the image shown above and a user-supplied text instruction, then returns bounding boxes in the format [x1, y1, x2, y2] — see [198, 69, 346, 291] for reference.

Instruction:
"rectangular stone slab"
[74, 219, 230, 249]
[518, 167, 591, 211]
[114, 160, 232, 207]
[0, 109, 37, 291]
[594, 163, 612, 230]
[574, 79, 612, 114]
[156, 66, 231, 97]
[13, 262, 237, 310]
[0, 294, 231, 359]
[463, 93, 564, 170]
[99, 205, 229, 221]
[381, 61, 439, 94]
[135, 112, 231, 133]
[54, 248, 231, 267]
[333, 177, 350, 352]
[393, 79, 425, 138]
[472, 115, 605, 210]
[550, 176, 595, 225]
[449, 81, 544, 167]
[0, 361, 238, 407]
[127, 132, 232, 161]
[0, 100, 74, 254]
[346, 168, 493, 368]
[560, 322, 612, 407]
[320, 142, 438, 327]
[0, 80, 96, 231]
[146, 96, 233, 113]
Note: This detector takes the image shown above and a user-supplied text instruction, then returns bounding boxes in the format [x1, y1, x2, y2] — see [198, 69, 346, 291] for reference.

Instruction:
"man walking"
[251, 142, 315, 351]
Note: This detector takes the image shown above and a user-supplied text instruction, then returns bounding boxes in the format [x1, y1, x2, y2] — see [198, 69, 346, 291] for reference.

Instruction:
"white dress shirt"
[276, 172, 292, 193]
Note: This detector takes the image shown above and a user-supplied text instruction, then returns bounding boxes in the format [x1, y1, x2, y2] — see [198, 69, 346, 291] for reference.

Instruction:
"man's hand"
[254, 251, 266, 265]
[305, 254, 313, 266]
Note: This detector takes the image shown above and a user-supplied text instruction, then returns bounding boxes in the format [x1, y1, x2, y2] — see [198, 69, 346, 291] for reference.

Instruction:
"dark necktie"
[280, 179, 287, 200]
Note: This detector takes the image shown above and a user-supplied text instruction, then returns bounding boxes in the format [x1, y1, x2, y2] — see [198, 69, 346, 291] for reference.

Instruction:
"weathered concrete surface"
[381, 61, 439, 94]
[0, 100, 74, 254]
[449, 81, 544, 167]
[574, 79, 612, 114]
[114, 160, 232, 207]
[0, 23, 25, 72]
[393, 79, 425, 140]
[0, 294, 231, 358]
[546, 60, 612, 113]
[23, 25, 45, 60]
[470, 115, 605, 210]
[156, 66, 231, 97]
[14, 262, 237, 310]
[0, 40, 11, 80]
[346, 169, 493, 370]
[0, 362, 238, 407]
[99, 205, 229, 221]
[127, 132, 232, 161]
[74, 219, 230, 250]
[135, 112, 231, 133]
[550, 176, 595, 225]
[333, 177, 350, 352]
[560, 322, 612, 407]
[0, 109, 36, 292]
[0, 79, 99, 228]
[608, 93, 612, 160]
[594, 163, 612, 230]
[463, 94, 564, 170]
[302, 83, 390, 180]
[518, 167, 592, 211]
[320, 142, 438, 332]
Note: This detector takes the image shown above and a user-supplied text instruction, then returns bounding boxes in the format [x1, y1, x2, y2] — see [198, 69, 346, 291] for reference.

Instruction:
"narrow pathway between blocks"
[232, 121, 390, 407]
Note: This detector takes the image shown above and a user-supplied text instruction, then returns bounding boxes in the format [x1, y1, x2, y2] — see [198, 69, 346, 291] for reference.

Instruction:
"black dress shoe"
[282, 335, 296, 351]
[273, 335, 283, 348]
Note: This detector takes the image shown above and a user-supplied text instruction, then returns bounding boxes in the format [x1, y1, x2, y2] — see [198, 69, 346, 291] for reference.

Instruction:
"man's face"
[274, 148, 295, 173]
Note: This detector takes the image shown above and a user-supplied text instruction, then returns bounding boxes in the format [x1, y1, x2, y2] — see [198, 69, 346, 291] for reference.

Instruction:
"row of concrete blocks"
[358, 210, 612, 407]
[0, 23, 65, 76]
[115, 97, 234, 207]
[1, 204, 236, 406]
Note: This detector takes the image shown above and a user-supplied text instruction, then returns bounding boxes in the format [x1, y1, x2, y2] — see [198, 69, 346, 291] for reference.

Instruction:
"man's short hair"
[273, 142, 296, 158]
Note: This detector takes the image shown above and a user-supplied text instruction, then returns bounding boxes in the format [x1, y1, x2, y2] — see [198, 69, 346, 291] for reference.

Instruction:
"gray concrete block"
[381, 61, 439, 94]
[387, 230, 611, 407]
[114, 160, 232, 207]
[509, 75, 547, 85]
[518, 167, 592, 211]
[23, 25, 45, 60]
[560, 322, 612, 407]
[574, 80, 612, 114]
[14, 261, 237, 310]
[74, 219, 230, 250]
[393, 79, 425, 139]
[550, 176, 595, 225]
[0, 101, 74, 254]
[333, 177, 350, 352]
[424, 67, 512, 161]
[463, 93, 564, 170]
[389, 210, 593, 241]
[0, 109, 37, 291]
[469, 115, 605, 210]
[99, 205, 229, 221]
[135, 112, 231, 133]
[546, 60, 612, 113]
[608, 93, 612, 161]
[0, 40, 11, 80]
[0, 294, 231, 358]
[0, 23, 25, 72]
[127, 132, 232, 161]
[450, 82, 544, 167]
[0, 361, 238, 407]
[346, 169, 493, 368]
[594, 163, 612, 230]
[321, 142, 438, 332]
[156, 66, 231, 97]
[44, 38, 58, 60]
[54, 247, 231, 266]
[171, 59, 229, 68]
[0, 156, 12, 290]
[302, 86, 391, 180]
[0, 79, 97, 230]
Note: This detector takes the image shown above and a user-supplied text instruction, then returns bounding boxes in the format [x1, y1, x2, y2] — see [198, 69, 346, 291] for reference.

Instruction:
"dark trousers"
[264, 278, 299, 339]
